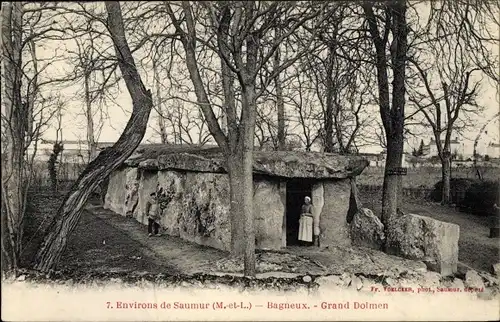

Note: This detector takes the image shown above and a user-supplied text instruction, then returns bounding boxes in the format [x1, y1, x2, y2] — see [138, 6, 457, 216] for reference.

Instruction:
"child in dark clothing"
[145, 192, 161, 237]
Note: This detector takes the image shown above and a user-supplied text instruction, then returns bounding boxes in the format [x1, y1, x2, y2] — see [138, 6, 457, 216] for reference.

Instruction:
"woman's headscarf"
[305, 196, 311, 203]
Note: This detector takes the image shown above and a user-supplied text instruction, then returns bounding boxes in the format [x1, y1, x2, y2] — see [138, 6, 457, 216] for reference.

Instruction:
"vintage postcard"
[2, 1, 499, 321]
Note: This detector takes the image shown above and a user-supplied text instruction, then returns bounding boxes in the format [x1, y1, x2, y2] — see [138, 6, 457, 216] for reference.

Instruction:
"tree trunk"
[363, 0, 408, 230]
[167, 1, 258, 276]
[153, 59, 168, 144]
[34, 1, 154, 272]
[441, 156, 452, 204]
[324, 45, 335, 153]
[274, 32, 285, 151]
[1, 1, 24, 273]
[26, 39, 37, 143]
[227, 149, 255, 276]
[84, 71, 97, 162]
[275, 73, 285, 150]
[227, 83, 257, 277]
[381, 136, 404, 226]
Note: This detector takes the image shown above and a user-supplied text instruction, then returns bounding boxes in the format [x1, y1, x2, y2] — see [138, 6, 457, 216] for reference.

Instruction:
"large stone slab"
[492, 263, 500, 277]
[157, 170, 185, 237]
[350, 208, 385, 251]
[104, 167, 137, 216]
[123, 168, 140, 217]
[320, 180, 351, 247]
[254, 179, 284, 250]
[386, 213, 460, 276]
[311, 183, 324, 237]
[126, 144, 369, 179]
[346, 178, 364, 223]
[104, 168, 126, 214]
[178, 172, 231, 251]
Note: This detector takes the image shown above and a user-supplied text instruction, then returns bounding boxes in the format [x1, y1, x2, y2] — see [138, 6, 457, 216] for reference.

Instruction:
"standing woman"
[298, 196, 314, 245]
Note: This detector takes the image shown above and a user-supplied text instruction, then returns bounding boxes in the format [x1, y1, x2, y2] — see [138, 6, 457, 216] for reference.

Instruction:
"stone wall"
[156, 170, 185, 237]
[104, 167, 138, 216]
[105, 167, 286, 252]
[386, 213, 460, 276]
[179, 172, 231, 251]
[254, 179, 285, 250]
[319, 180, 352, 247]
[311, 183, 324, 237]
[104, 168, 125, 214]
[133, 170, 158, 225]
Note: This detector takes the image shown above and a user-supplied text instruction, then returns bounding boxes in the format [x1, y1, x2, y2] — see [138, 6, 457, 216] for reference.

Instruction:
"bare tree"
[255, 100, 278, 150]
[162, 100, 213, 145]
[473, 113, 500, 180]
[284, 66, 322, 151]
[408, 54, 483, 204]
[71, 33, 105, 162]
[362, 0, 408, 230]
[1, 2, 82, 272]
[407, 0, 499, 203]
[34, 2, 154, 272]
[165, 1, 327, 276]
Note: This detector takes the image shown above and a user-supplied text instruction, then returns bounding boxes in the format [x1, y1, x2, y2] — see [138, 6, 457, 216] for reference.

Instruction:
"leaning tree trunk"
[84, 71, 98, 162]
[34, 1, 153, 272]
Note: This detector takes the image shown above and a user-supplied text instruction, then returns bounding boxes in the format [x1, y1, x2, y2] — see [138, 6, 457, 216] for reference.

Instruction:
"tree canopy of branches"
[1, 1, 77, 272]
[1, 0, 498, 277]
[407, 0, 499, 203]
[164, 0, 331, 276]
[34, 1, 154, 272]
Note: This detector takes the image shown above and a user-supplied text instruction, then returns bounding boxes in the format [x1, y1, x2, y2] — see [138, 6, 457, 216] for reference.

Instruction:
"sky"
[33, 2, 500, 156]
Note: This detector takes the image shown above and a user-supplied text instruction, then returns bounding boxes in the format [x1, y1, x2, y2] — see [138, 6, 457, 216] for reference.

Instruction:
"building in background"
[358, 152, 386, 167]
[487, 142, 500, 159]
[421, 137, 466, 159]
[26, 139, 115, 164]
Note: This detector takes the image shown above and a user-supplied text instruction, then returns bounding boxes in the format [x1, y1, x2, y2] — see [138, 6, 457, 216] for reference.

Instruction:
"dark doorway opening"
[286, 179, 313, 246]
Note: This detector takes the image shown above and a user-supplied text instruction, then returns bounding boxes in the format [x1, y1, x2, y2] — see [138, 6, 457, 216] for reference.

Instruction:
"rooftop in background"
[428, 138, 461, 145]
[124, 144, 369, 179]
[40, 139, 116, 148]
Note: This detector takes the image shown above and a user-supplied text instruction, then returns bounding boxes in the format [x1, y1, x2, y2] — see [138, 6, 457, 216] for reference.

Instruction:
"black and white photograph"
[1, 1, 499, 321]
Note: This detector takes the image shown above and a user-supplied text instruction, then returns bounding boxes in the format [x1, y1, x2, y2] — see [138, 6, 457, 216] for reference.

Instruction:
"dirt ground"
[21, 189, 178, 275]
[360, 192, 499, 273]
